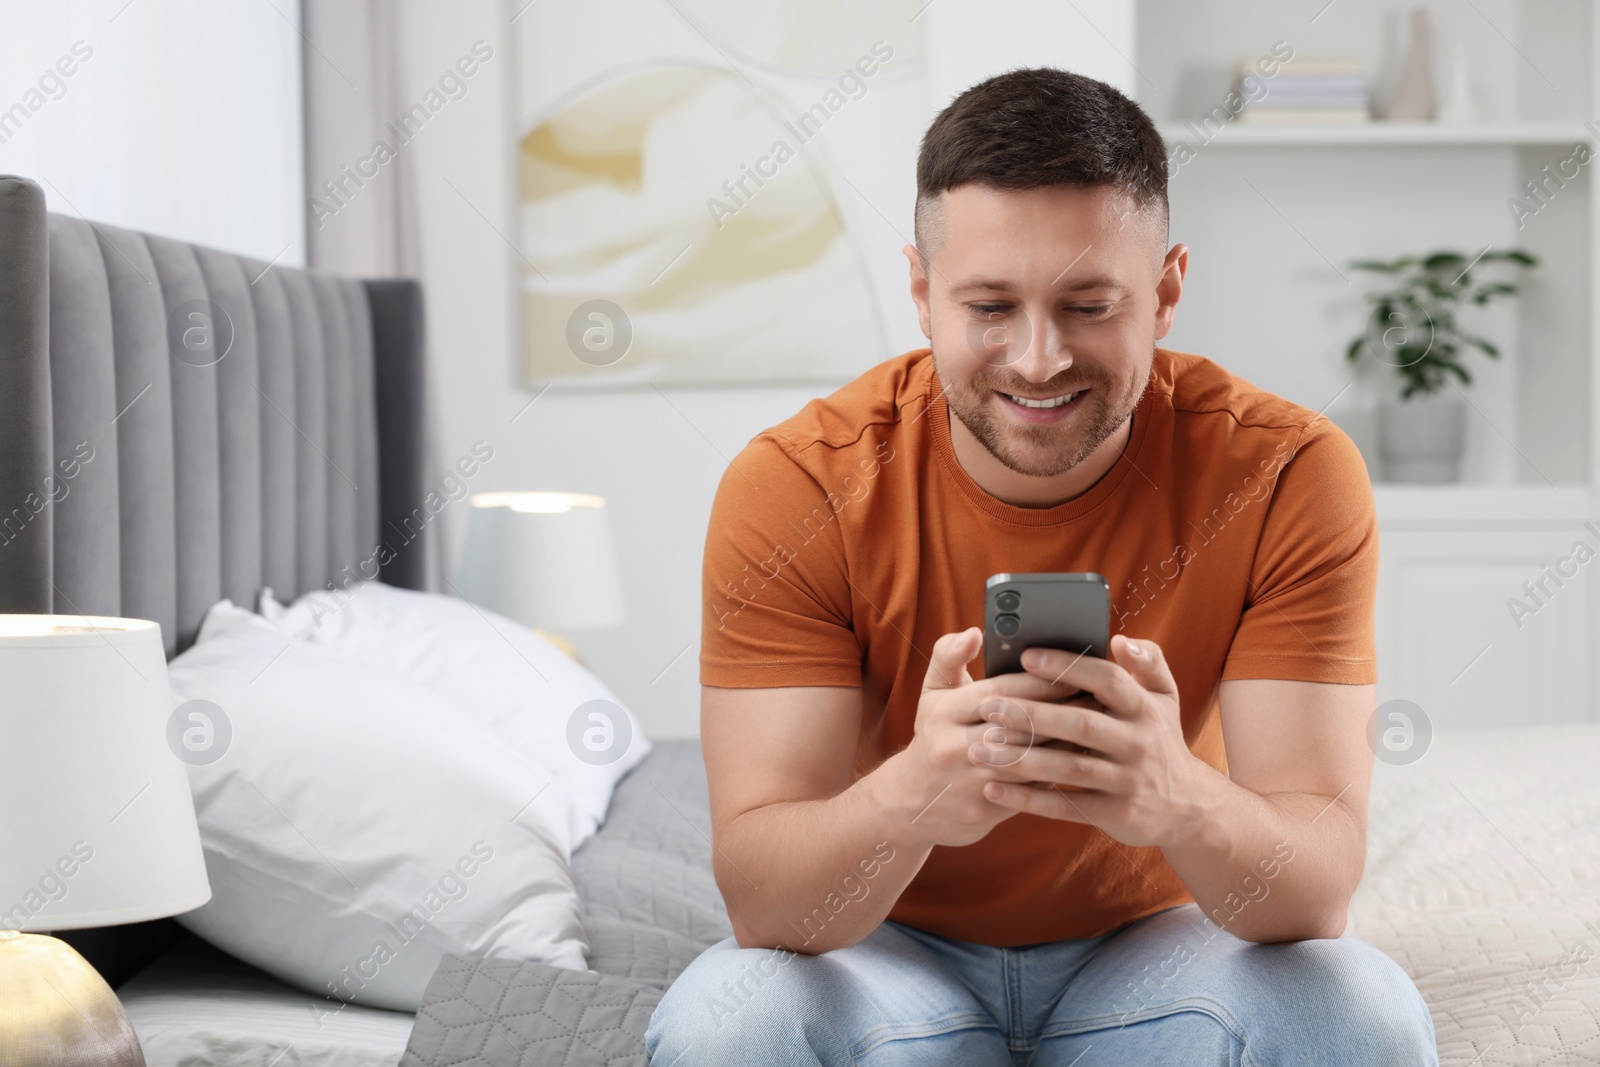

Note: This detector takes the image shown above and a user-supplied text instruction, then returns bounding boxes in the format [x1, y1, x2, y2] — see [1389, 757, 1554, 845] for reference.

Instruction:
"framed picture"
[510, 0, 924, 386]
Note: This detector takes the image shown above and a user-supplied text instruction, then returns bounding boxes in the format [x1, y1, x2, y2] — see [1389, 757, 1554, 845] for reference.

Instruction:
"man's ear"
[903, 243, 933, 341]
[1153, 243, 1188, 342]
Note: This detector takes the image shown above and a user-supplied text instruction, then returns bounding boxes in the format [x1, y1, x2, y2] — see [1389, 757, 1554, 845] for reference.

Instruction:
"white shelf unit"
[1137, 0, 1597, 490]
[1372, 484, 1597, 728]
[1135, 0, 1600, 726]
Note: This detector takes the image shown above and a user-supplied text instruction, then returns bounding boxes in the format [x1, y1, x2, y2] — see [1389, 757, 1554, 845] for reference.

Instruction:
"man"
[647, 68, 1437, 1065]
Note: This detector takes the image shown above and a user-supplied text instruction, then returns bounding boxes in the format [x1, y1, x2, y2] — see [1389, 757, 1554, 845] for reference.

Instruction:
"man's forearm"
[1160, 764, 1365, 943]
[715, 753, 933, 954]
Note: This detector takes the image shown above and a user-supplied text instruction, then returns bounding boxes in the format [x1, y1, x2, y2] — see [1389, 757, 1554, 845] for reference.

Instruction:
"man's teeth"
[1006, 391, 1079, 409]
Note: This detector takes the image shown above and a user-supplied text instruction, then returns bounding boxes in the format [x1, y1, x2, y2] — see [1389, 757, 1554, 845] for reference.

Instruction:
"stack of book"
[1237, 58, 1370, 123]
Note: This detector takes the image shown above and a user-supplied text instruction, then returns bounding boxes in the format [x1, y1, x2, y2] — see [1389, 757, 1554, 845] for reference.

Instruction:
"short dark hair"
[914, 67, 1168, 266]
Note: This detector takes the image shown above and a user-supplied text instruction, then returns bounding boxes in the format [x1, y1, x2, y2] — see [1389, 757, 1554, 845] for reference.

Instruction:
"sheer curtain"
[301, 0, 440, 588]
[299, 0, 421, 278]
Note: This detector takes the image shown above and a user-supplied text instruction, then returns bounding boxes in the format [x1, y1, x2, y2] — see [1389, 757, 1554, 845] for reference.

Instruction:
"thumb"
[923, 627, 981, 693]
[1112, 634, 1179, 699]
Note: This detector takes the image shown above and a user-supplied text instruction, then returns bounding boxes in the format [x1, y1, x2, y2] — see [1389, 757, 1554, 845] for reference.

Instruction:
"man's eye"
[1070, 304, 1113, 317]
[971, 303, 1010, 317]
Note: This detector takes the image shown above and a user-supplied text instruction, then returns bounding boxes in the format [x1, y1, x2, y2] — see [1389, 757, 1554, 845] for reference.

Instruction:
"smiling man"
[648, 68, 1438, 1065]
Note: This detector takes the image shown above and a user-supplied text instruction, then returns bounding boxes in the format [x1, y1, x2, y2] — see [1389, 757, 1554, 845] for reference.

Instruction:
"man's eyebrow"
[947, 274, 1127, 295]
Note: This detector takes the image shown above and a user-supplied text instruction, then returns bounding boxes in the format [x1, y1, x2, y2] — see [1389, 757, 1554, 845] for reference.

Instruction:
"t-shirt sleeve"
[1221, 423, 1378, 684]
[699, 433, 864, 689]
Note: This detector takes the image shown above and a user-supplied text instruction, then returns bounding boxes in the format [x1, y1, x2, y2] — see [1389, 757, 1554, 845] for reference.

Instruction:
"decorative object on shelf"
[1238, 56, 1370, 124]
[1346, 249, 1539, 482]
[456, 491, 626, 632]
[0, 615, 211, 1066]
[1436, 44, 1479, 124]
[1383, 7, 1435, 121]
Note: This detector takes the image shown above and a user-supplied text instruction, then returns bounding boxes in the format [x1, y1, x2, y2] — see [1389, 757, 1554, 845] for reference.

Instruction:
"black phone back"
[983, 572, 1110, 677]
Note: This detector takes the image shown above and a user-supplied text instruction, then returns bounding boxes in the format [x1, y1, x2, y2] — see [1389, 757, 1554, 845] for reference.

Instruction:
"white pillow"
[167, 600, 587, 1012]
[258, 581, 650, 846]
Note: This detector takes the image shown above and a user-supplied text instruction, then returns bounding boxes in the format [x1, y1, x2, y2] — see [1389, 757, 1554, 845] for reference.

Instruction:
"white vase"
[1379, 398, 1465, 482]
[1437, 44, 1479, 123]
[1385, 8, 1435, 121]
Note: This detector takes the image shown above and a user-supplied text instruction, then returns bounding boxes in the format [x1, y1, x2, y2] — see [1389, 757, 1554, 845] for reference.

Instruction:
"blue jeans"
[645, 905, 1437, 1065]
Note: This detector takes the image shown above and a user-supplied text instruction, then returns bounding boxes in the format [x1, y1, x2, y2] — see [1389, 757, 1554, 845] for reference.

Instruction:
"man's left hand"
[968, 634, 1218, 848]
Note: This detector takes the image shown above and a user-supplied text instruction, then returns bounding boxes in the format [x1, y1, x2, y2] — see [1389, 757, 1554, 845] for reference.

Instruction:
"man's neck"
[947, 410, 1133, 509]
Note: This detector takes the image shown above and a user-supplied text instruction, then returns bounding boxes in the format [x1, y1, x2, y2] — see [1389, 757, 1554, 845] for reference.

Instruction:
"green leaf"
[1472, 283, 1517, 303]
[1422, 251, 1467, 272]
[1350, 257, 1413, 273]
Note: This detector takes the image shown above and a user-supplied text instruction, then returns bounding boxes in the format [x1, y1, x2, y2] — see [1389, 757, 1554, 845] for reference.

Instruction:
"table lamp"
[456, 491, 626, 632]
[0, 615, 211, 1064]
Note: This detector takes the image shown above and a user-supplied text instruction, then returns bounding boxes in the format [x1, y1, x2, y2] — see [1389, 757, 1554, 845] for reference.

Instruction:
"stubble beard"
[943, 360, 1147, 478]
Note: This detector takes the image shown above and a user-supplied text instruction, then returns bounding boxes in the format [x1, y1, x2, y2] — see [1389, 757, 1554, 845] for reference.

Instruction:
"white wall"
[0, 0, 304, 264]
[395, 0, 1125, 738]
[924, 0, 1134, 106]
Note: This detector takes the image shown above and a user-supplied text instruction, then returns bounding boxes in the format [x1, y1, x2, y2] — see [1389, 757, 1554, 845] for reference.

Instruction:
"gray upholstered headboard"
[0, 174, 430, 655]
[0, 172, 432, 983]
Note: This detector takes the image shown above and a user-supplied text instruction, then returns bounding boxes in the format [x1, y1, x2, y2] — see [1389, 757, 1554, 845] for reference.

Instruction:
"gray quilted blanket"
[402, 740, 731, 1066]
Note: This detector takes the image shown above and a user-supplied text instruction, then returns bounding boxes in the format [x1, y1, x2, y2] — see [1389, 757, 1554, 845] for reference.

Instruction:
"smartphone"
[983, 572, 1110, 678]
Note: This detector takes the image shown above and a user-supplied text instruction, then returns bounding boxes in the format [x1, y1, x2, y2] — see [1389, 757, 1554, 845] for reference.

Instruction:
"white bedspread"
[122, 936, 413, 1067]
[1350, 724, 1600, 1065]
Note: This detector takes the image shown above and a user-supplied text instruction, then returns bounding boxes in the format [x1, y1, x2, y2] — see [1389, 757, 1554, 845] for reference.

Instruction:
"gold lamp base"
[0, 931, 145, 1065]
[532, 626, 585, 664]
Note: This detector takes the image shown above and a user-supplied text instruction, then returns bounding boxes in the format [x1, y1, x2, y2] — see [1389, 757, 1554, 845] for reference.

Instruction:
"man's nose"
[1008, 311, 1073, 384]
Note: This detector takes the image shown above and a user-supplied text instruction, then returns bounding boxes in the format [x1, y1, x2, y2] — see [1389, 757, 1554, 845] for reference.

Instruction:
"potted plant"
[1346, 248, 1537, 482]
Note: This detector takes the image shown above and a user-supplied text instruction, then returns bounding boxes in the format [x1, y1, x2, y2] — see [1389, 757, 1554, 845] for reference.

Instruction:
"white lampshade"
[456, 491, 626, 630]
[0, 616, 210, 931]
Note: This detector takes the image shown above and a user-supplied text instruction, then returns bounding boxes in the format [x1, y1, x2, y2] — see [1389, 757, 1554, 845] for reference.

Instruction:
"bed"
[1350, 725, 1600, 1065]
[116, 729, 1600, 1067]
[3, 172, 1598, 1066]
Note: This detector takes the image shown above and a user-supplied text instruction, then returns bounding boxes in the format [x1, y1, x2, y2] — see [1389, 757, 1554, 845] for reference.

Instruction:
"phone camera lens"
[995, 613, 1021, 637]
[995, 590, 1021, 613]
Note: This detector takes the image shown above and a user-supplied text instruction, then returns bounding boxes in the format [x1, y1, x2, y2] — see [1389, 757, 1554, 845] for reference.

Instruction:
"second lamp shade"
[456, 492, 626, 630]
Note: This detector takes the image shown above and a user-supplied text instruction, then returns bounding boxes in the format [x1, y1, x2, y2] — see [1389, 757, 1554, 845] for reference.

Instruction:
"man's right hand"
[869, 626, 1077, 848]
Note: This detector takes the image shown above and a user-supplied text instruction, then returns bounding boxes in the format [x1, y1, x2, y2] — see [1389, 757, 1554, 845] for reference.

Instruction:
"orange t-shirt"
[699, 346, 1378, 946]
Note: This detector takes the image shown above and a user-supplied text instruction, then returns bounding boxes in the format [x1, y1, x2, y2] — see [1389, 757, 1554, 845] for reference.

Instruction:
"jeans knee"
[1264, 939, 1436, 1064]
[1343, 952, 1435, 1061]
[647, 941, 821, 1064]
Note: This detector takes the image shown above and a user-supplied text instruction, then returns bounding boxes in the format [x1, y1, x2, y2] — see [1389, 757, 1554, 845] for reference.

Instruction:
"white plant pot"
[1378, 398, 1466, 483]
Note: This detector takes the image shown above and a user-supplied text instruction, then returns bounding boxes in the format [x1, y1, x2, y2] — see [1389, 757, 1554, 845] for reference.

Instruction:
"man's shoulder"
[1153, 348, 1346, 450]
[748, 348, 930, 470]
[1152, 349, 1371, 515]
